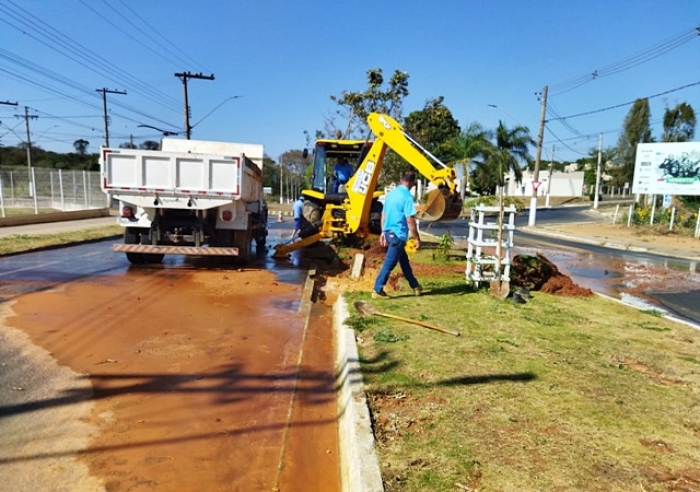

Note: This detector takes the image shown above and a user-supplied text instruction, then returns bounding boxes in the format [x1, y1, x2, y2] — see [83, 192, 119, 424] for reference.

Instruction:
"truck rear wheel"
[125, 228, 145, 264]
[255, 237, 266, 254]
[143, 254, 164, 264]
[230, 229, 251, 264]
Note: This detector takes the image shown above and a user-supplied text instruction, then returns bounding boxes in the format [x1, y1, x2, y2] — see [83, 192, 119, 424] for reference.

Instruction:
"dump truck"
[273, 112, 462, 257]
[101, 138, 267, 264]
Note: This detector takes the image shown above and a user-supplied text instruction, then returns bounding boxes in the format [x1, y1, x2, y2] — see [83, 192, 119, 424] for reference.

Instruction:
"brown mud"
[6, 268, 340, 492]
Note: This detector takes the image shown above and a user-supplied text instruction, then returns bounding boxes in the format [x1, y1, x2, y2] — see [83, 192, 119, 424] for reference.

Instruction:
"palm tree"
[474, 121, 534, 194]
[449, 122, 493, 196]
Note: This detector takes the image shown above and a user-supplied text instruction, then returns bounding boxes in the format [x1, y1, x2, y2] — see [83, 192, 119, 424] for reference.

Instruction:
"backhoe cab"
[273, 113, 463, 257]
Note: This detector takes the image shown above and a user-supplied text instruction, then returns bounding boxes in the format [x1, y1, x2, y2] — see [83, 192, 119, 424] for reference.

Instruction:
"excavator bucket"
[417, 188, 463, 222]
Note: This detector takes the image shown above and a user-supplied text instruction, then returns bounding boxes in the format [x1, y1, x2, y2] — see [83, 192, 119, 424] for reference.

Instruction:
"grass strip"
[0, 226, 122, 256]
[344, 247, 700, 491]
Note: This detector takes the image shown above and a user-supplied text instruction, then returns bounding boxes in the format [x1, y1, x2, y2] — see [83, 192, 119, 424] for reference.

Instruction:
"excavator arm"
[273, 112, 462, 258]
[374, 113, 462, 219]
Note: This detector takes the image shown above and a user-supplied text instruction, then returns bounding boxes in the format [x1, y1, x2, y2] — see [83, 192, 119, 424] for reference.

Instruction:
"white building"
[504, 170, 584, 198]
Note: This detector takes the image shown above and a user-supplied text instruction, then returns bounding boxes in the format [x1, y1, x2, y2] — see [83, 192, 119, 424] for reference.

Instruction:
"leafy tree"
[278, 149, 310, 196]
[139, 140, 160, 150]
[329, 68, 409, 139]
[662, 102, 696, 142]
[371, 97, 462, 187]
[617, 98, 652, 186]
[73, 139, 89, 155]
[403, 97, 461, 161]
[578, 146, 618, 192]
[261, 156, 279, 192]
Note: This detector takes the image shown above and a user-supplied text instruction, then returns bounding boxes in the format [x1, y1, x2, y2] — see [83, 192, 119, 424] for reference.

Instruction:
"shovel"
[489, 182, 510, 300]
[354, 301, 460, 337]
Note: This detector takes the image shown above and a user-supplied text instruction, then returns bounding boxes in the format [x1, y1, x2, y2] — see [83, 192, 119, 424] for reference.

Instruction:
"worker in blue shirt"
[291, 195, 305, 238]
[372, 170, 422, 299]
[332, 157, 354, 193]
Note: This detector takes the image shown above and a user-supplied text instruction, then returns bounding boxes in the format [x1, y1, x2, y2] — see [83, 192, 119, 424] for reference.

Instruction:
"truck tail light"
[222, 210, 233, 221]
[122, 206, 134, 218]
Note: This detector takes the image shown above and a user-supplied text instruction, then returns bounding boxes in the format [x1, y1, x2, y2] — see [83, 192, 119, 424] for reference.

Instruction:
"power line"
[77, 0, 191, 69]
[550, 24, 699, 95]
[544, 125, 589, 156]
[547, 80, 700, 122]
[0, 0, 182, 112]
[546, 101, 587, 139]
[0, 51, 180, 129]
[116, 0, 210, 73]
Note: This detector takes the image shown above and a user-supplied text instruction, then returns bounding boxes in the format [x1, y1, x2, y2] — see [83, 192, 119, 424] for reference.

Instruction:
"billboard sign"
[632, 142, 700, 195]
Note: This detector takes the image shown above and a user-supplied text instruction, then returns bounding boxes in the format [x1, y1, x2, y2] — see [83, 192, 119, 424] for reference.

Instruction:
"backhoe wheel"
[302, 200, 322, 225]
[124, 227, 145, 264]
[300, 200, 322, 239]
[369, 199, 383, 235]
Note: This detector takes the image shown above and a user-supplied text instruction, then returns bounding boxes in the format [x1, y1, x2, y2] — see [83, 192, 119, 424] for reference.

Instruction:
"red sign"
[532, 181, 542, 191]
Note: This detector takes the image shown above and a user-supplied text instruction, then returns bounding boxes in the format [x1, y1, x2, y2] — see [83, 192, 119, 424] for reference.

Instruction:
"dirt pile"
[512, 254, 593, 297]
[320, 240, 592, 299]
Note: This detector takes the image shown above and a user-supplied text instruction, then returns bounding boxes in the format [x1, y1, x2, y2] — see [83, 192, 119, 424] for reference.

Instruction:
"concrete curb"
[334, 295, 384, 492]
[594, 291, 700, 331]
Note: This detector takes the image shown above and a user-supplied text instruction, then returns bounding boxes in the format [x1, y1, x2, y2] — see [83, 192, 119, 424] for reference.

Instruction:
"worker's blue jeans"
[373, 232, 419, 293]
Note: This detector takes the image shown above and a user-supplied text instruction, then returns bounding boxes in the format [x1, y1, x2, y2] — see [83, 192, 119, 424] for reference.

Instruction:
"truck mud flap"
[114, 244, 239, 256]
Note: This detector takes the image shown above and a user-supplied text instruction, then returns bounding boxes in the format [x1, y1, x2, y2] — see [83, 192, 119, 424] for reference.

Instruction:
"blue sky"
[1, 0, 698, 164]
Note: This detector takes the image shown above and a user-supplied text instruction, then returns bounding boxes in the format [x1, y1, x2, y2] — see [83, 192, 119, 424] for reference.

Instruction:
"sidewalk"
[0, 216, 117, 238]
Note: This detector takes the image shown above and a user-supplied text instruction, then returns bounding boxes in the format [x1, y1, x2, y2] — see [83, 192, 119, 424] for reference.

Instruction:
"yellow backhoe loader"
[273, 112, 463, 257]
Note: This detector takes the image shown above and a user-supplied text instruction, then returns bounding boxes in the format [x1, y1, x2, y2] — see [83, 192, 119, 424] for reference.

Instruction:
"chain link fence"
[0, 167, 108, 217]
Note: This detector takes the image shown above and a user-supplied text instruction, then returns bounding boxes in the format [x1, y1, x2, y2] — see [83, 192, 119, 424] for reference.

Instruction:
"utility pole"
[528, 85, 548, 226]
[15, 106, 38, 171]
[545, 144, 555, 208]
[96, 88, 126, 147]
[279, 162, 283, 204]
[594, 133, 603, 209]
[174, 72, 215, 139]
[0, 102, 18, 160]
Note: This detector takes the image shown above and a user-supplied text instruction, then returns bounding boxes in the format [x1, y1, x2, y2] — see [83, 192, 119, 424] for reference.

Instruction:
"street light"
[191, 95, 243, 129]
[487, 104, 524, 127]
[137, 124, 180, 136]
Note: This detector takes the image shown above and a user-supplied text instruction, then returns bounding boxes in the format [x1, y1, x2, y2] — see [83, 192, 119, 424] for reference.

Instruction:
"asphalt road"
[0, 225, 341, 492]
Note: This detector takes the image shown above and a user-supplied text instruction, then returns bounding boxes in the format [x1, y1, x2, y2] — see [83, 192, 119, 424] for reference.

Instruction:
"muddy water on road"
[6, 265, 339, 491]
[513, 243, 700, 322]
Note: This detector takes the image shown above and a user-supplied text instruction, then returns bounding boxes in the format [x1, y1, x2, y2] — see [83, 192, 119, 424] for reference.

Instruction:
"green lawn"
[344, 247, 700, 491]
[0, 226, 123, 256]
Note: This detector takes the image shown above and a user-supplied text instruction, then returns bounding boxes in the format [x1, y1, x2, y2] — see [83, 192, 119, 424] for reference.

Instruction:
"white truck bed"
[101, 147, 263, 207]
[160, 138, 264, 171]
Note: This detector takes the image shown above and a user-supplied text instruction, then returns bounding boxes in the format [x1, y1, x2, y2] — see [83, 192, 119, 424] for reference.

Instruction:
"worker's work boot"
[372, 290, 389, 300]
[414, 285, 422, 297]
[515, 288, 532, 300]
